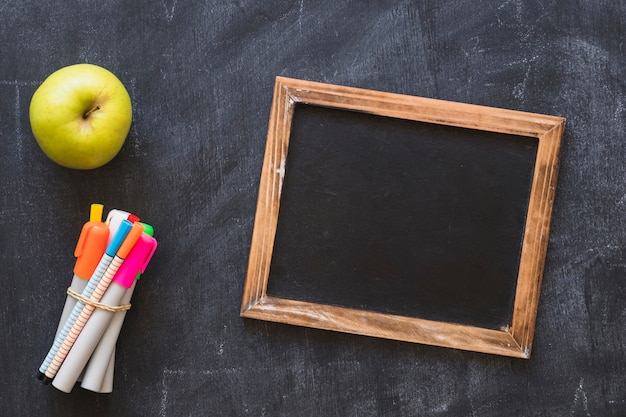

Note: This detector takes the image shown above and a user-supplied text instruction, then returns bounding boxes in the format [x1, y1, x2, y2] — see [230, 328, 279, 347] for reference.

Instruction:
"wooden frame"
[241, 76, 564, 358]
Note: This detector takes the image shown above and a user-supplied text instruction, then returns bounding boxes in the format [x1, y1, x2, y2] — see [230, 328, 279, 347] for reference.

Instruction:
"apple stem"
[83, 105, 101, 118]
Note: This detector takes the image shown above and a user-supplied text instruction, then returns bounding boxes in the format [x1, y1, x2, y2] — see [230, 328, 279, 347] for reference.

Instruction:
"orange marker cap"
[74, 204, 109, 279]
[117, 222, 144, 259]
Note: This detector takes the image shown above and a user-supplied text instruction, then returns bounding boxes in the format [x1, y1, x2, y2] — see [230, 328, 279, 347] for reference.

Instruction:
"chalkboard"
[241, 77, 565, 358]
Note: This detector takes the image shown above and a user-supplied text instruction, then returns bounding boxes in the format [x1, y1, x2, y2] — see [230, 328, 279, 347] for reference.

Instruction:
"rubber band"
[67, 288, 131, 313]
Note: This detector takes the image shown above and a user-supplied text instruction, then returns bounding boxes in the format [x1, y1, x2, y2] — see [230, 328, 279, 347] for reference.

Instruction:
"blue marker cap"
[105, 219, 133, 256]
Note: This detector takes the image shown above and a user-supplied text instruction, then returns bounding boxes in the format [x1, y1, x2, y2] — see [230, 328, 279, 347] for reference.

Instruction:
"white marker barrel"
[52, 282, 128, 393]
[80, 282, 137, 392]
[99, 351, 115, 393]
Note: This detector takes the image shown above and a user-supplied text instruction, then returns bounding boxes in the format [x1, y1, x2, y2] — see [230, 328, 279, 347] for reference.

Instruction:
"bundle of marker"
[37, 204, 157, 394]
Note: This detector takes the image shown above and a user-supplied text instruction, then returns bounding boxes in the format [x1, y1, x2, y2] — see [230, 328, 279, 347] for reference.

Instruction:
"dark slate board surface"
[266, 104, 538, 331]
[0, 1, 624, 416]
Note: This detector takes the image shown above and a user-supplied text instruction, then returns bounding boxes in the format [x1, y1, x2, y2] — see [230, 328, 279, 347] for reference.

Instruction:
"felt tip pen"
[78, 217, 147, 388]
[46, 222, 144, 382]
[56, 204, 110, 335]
[36, 204, 110, 381]
[81, 224, 155, 393]
[93, 222, 153, 391]
[38, 220, 134, 384]
[55, 231, 157, 393]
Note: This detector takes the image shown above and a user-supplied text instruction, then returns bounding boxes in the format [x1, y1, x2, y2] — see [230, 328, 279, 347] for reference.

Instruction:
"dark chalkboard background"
[267, 104, 538, 331]
[1, 1, 624, 416]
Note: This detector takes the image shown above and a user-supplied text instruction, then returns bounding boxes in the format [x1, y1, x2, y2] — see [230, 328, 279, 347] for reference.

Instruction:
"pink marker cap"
[113, 233, 158, 288]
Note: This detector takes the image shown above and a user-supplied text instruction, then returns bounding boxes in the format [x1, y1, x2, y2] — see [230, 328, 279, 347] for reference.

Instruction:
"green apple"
[29, 63, 132, 170]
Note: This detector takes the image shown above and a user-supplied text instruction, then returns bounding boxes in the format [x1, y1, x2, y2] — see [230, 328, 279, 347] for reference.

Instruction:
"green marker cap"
[140, 222, 154, 237]
[136, 222, 154, 280]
